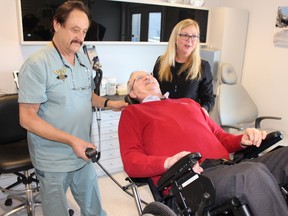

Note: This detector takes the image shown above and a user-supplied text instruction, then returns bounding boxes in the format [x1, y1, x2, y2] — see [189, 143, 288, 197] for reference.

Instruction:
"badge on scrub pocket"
[53, 68, 68, 80]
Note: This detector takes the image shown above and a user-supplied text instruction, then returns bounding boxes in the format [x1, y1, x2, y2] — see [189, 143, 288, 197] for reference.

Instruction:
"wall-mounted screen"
[18, 0, 209, 43]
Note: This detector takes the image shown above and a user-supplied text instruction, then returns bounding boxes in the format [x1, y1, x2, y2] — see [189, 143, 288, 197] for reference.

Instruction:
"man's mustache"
[71, 40, 83, 46]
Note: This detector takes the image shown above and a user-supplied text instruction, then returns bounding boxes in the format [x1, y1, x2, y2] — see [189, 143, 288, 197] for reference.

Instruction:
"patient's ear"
[129, 91, 137, 99]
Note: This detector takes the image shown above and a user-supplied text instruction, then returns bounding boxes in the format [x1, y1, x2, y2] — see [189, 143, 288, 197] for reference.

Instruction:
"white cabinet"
[91, 110, 123, 176]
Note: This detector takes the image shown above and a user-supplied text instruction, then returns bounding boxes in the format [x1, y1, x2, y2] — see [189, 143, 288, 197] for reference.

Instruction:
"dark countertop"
[105, 94, 126, 101]
[92, 94, 126, 112]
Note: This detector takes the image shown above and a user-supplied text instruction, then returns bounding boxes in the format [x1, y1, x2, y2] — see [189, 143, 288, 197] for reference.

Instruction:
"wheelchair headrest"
[124, 95, 140, 105]
[221, 63, 237, 85]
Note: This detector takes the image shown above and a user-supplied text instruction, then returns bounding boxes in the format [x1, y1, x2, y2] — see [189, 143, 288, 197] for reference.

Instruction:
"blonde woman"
[153, 19, 214, 115]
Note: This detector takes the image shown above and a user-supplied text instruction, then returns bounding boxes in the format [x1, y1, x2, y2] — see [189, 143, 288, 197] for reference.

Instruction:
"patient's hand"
[164, 151, 203, 174]
[192, 162, 204, 174]
[241, 128, 267, 147]
[164, 151, 190, 170]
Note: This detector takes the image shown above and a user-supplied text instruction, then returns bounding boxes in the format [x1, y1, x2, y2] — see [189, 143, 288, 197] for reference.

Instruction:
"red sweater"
[118, 98, 243, 184]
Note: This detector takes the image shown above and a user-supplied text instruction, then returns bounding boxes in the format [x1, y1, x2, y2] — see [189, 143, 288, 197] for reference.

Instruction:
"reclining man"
[118, 71, 288, 216]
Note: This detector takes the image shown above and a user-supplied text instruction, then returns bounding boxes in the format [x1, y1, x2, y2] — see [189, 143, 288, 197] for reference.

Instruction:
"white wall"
[208, 7, 249, 82]
[1, 0, 288, 133]
[0, 0, 23, 94]
[217, 0, 288, 133]
[93, 43, 166, 83]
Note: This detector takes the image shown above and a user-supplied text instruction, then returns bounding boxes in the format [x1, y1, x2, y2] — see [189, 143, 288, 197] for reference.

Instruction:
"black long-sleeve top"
[152, 59, 215, 112]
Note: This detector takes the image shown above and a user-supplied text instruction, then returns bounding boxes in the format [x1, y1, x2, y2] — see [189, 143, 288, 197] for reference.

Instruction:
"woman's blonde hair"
[158, 19, 202, 82]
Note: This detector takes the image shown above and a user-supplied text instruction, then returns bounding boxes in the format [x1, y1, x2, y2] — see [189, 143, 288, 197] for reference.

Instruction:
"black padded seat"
[0, 94, 40, 216]
[0, 139, 32, 173]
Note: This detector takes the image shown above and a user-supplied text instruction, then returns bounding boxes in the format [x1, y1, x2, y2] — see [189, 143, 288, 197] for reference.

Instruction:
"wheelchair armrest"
[157, 152, 201, 191]
[255, 116, 281, 128]
[233, 131, 283, 162]
[243, 130, 283, 159]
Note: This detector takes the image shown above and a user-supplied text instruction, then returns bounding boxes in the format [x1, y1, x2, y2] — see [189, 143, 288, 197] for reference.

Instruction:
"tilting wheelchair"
[86, 131, 288, 216]
[122, 95, 287, 215]
[86, 130, 287, 216]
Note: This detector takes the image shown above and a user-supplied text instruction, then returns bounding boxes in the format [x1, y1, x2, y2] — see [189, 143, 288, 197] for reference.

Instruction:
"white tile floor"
[0, 171, 154, 216]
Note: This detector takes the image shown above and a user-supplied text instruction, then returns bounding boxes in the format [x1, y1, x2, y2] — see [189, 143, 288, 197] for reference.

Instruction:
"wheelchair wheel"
[4, 198, 12, 206]
[142, 201, 177, 216]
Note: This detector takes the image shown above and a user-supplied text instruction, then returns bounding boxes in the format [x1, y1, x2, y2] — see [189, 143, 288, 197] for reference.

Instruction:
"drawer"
[92, 119, 119, 129]
[92, 138, 119, 149]
[93, 143, 120, 152]
[93, 110, 121, 121]
[101, 120, 119, 128]
[91, 126, 118, 136]
[91, 132, 118, 143]
[99, 140, 120, 151]
[101, 110, 121, 118]
[94, 157, 123, 176]
[99, 133, 118, 141]
[100, 149, 121, 160]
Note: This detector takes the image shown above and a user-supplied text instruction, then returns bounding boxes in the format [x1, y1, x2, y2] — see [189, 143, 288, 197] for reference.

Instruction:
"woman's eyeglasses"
[178, 33, 199, 42]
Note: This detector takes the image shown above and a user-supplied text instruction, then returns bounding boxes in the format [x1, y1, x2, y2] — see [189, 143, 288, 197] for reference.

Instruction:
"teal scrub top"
[18, 45, 94, 172]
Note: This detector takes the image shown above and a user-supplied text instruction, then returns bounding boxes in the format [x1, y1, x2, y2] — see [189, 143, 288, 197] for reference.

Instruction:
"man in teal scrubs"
[18, 1, 127, 216]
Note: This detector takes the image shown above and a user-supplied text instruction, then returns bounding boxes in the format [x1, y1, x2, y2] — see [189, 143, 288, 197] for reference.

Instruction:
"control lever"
[85, 148, 100, 163]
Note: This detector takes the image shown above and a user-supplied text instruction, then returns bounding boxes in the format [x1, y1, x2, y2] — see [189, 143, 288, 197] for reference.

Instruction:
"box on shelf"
[116, 83, 128, 95]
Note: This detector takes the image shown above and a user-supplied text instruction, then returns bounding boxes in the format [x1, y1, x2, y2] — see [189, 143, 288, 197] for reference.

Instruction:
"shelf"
[110, 0, 208, 10]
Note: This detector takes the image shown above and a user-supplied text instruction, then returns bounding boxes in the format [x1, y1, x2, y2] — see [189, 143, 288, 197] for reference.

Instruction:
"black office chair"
[0, 94, 40, 216]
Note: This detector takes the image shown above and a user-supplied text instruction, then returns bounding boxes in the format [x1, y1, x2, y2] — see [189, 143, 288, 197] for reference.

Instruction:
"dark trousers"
[203, 146, 288, 216]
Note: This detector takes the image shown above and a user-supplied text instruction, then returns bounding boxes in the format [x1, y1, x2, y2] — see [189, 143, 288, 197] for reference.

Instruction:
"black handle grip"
[85, 148, 99, 162]
[85, 148, 98, 158]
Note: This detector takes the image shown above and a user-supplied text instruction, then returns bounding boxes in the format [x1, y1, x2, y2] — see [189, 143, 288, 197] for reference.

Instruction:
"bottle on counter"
[100, 77, 107, 96]
[107, 77, 117, 96]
